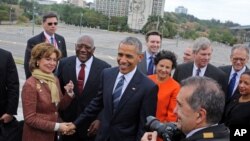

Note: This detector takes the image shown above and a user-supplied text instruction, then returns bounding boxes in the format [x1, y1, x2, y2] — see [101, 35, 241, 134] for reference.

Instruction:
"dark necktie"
[196, 68, 201, 76]
[147, 56, 154, 75]
[77, 64, 85, 95]
[227, 72, 237, 97]
[112, 75, 125, 113]
[50, 37, 54, 44]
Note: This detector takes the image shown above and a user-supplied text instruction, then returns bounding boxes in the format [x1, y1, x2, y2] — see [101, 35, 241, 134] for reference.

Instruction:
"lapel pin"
[132, 87, 136, 91]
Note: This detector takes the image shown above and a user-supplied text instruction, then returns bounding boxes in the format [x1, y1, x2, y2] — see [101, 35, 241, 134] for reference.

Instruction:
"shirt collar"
[117, 66, 137, 83]
[231, 66, 246, 76]
[193, 63, 207, 72]
[186, 124, 218, 138]
[146, 50, 156, 59]
[76, 56, 93, 69]
[43, 31, 55, 39]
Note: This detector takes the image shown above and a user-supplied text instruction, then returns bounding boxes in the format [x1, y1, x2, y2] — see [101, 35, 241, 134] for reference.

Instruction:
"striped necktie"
[112, 75, 125, 113]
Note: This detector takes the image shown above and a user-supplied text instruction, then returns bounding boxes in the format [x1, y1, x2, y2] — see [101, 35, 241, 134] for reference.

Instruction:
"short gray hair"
[119, 37, 143, 54]
[193, 37, 211, 53]
[181, 76, 225, 124]
[231, 44, 249, 56]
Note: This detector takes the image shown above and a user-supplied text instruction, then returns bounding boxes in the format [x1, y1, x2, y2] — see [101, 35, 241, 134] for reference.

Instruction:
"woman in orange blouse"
[148, 50, 180, 123]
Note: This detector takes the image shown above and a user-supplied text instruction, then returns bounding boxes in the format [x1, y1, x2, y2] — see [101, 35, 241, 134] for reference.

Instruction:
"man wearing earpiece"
[141, 77, 230, 141]
[24, 12, 67, 79]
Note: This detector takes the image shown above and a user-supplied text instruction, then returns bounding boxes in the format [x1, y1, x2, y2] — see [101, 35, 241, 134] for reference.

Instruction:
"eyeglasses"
[47, 22, 58, 26]
[232, 58, 246, 62]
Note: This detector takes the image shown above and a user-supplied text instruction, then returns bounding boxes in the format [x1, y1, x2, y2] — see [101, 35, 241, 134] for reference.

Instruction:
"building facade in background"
[94, 0, 165, 31]
[127, 0, 165, 31]
[94, 0, 129, 17]
[175, 6, 188, 14]
[68, 0, 84, 7]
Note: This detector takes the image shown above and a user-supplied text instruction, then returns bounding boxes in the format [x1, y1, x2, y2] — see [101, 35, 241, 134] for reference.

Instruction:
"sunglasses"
[47, 22, 58, 26]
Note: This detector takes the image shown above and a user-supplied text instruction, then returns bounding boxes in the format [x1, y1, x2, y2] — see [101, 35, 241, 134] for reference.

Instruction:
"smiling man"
[173, 37, 227, 94]
[57, 35, 111, 141]
[66, 36, 158, 141]
[138, 30, 162, 75]
[218, 44, 249, 102]
[24, 12, 67, 79]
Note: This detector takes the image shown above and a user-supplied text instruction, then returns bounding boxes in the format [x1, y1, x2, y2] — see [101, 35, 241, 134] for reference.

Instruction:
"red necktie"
[77, 64, 85, 95]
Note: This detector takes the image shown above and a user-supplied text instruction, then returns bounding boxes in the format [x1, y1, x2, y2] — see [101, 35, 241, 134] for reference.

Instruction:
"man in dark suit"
[24, 12, 67, 79]
[0, 48, 19, 141]
[67, 37, 158, 141]
[173, 37, 227, 94]
[218, 44, 249, 102]
[141, 77, 230, 141]
[57, 35, 111, 141]
[137, 30, 162, 75]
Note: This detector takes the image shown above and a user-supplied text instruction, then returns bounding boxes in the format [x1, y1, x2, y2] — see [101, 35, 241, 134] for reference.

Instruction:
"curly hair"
[154, 50, 177, 69]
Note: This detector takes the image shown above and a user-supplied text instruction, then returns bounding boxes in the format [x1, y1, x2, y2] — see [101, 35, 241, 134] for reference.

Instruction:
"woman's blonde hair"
[29, 43, 61, 72]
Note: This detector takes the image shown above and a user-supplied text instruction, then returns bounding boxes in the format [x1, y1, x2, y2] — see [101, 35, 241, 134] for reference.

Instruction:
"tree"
[0, 5, 9, 24]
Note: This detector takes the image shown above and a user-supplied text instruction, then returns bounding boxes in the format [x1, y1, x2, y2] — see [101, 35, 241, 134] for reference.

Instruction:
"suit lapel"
[82, 57, 99, 94]
[225, 66, 232, 83]
[186, 63, 193, 77]
[112, 69, 141, 117]
[108, 69, 119, 115]
[40, 32, 46, 42]
[141, 52, 147, 73]
[55, 34, 62, 50]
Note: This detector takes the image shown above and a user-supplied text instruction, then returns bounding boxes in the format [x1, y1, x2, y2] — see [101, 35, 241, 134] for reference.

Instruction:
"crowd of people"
[1, 12, 250, 141]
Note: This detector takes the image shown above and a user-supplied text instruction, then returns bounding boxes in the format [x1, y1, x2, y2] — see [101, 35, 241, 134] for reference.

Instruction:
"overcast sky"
[56, 0, 249, 25]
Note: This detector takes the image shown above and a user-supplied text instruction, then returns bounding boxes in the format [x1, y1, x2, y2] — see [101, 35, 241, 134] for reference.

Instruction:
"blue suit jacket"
[74, 67, 158, 141]
[24, 32, 67, 79]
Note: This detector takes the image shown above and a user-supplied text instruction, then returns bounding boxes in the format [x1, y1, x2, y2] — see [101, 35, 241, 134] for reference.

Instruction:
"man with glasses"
[219, 44, 249, 102]
[24, 12, 67, 79]
[57, 35, 111, 141]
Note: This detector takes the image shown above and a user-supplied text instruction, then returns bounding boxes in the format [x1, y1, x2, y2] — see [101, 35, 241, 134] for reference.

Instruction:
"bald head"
[75, 35, 95, 63]
[76, 35, 95, 49]
[183, 46, 194, 63]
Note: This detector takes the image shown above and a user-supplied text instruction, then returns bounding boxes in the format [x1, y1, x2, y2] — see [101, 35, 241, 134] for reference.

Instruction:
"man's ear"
[92, 46, 96, 52]
[196, 108, 206, 124]
[138, 54, 144, 62]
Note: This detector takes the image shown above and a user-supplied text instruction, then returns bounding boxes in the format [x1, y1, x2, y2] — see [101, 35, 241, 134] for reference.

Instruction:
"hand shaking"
[59, 122, 76, 135]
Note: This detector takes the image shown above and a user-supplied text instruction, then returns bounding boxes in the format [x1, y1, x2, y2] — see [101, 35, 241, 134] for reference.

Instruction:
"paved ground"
[0, 24, 249, 121]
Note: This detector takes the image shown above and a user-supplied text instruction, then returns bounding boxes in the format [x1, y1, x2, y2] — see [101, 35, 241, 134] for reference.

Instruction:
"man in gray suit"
[137, 30, 162, 75]
[218, 44, 249, 101]
[173, 37, 227, 94]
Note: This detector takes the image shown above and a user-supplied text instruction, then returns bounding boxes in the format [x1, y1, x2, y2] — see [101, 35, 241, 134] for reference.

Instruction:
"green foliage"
[17, 15, 29, 23]
[1, 0, 18, 4]
[155, 12, 237, 45]
[14, 2, 239, 45]
[0, 5, 9, 23]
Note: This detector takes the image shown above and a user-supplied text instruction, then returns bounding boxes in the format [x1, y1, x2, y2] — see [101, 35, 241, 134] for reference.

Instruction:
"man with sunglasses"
[24, 12, 67, 79]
